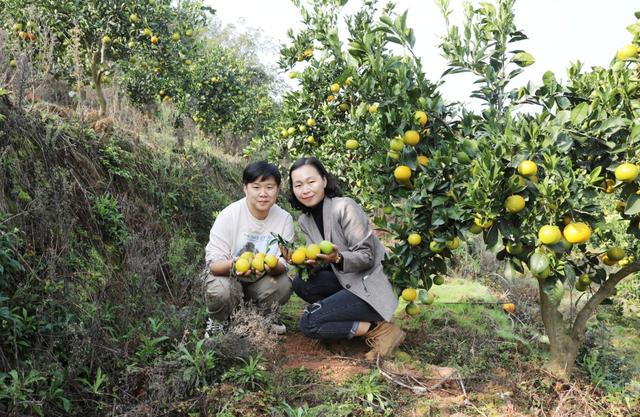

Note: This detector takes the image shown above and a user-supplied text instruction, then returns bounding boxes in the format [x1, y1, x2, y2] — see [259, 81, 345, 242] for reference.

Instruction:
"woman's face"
[291, 164, 327, 207]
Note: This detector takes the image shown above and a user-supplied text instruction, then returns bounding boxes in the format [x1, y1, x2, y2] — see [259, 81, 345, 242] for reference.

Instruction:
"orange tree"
[122, 38, 277, 137]
[252, 0, 640, 379]
[437, 0, 640, 378]
[0, 0, 210, 116]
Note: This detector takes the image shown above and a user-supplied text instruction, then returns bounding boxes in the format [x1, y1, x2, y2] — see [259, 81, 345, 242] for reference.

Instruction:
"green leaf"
[625, 193, 640, 215]
[627, 22, 640, 35]
[570, 102, 589, 126]
[555, 133, 573, 153]
[598, 117, 628, 135]
[563, 263, 576, 286]
[544, 278, 564, 306]
[512, 52, 535, 67]
[630, 124, 640, 144]
[542, 71, 557, 89]
[556, 97, 571, 109]
[484, 224, 499, 251]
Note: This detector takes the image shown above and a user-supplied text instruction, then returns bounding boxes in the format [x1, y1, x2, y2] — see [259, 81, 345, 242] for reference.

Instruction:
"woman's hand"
[316, 244, 342, 264]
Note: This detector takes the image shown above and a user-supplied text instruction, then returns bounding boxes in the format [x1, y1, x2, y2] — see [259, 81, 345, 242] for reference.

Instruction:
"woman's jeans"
[292, 269, 383, 339]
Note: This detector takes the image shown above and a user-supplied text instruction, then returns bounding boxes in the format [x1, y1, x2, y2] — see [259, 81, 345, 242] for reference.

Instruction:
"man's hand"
[279, 245, 290, 262]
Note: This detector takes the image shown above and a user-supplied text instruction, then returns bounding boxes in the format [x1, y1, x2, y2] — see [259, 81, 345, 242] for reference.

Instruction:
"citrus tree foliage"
[252, 0, 640, 378]
[0, 0, 211, 115]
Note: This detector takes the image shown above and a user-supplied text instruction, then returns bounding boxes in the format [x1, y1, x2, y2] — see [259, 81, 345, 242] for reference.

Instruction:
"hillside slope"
[0, 93, 246, 415]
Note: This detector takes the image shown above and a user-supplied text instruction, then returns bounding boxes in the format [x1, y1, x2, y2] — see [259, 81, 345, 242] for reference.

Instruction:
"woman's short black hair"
[243, 161, 281, 186]
[288, 157, 343, 212]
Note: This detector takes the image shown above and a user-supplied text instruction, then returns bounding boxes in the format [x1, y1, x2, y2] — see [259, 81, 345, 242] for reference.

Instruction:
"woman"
[287, 157, 404, 360]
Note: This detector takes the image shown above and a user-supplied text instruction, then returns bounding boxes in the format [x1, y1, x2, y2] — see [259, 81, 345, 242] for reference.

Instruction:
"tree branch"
[571, 262, 640, 341]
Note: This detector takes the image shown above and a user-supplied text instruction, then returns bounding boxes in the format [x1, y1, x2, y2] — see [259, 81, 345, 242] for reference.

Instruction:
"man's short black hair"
[243, 161, 281, 186]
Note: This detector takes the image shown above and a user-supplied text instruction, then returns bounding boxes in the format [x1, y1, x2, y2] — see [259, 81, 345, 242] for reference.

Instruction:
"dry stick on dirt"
[375, 356, 468, 398]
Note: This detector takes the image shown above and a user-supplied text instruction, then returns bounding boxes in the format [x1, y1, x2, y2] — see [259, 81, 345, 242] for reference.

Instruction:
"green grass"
[429, 277, 498, 303]
[281, 293, 306, 331]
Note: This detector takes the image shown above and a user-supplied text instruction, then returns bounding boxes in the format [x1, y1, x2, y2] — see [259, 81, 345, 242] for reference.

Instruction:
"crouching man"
[203, 161, 293, 333]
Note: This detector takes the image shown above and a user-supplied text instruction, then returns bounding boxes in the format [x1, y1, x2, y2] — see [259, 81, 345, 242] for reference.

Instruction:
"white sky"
[207, 0, 639, 105]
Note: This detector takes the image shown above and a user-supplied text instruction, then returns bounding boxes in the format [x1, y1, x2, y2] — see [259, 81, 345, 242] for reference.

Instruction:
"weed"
[177, 338, 216, 390]
[222, 353, 269, 391]
[338, 370, 392, 415]
[92, 193, 129, 246]
[135, 335, 170, 364]
[0, 224, 24, 285]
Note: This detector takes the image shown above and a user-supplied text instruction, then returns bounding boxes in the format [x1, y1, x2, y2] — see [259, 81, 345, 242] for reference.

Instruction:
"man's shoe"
[364, 322, 405, 360]
[270, 318, 287, 335]
[205, 318, 229, 338]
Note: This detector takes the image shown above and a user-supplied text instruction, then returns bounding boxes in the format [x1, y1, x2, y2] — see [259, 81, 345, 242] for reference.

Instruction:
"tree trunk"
[91, 51, 107, 117]
[538, 262, 640, 380]
[538, 281, 578, 380]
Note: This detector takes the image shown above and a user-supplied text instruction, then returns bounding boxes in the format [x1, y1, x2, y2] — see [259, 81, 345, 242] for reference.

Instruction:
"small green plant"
[177, 339, 216, 389]
[222, 353, 269, 391]
[92, 193, 129, 246]
[99, 141, 134, 180]
[0, 224, 24, 285]
[0, 368, 46, 416]
[135, 335, 169, 363]
[339, 370, 392, 414]
[148, 316, 166, 334]
[76, 367, 108, 396]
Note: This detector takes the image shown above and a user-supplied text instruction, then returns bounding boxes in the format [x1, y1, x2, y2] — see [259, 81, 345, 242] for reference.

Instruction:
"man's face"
[243, 176, 279, 218]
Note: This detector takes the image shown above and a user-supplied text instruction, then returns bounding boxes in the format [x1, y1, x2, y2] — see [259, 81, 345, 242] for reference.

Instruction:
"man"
[204, 161, 293, 334]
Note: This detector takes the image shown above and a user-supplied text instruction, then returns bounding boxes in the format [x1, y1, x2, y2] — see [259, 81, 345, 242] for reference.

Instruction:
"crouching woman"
[288, 157, 404, 360]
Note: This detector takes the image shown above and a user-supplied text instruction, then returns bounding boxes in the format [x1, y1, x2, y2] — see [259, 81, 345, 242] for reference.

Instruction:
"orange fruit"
[474, 217, 493, 230]
[601, 254, 617, 266]
[616, 44, 639, 60]
[446, 237, 461, 249]
[401, 288, 417, 302]
[251, 255, 265, 272]
[517, 160, 537, 177]
[563, 222, 591, 244]
[614, 163, 639, 182]
[389, 138, 404, 152]
[414, 111, 428, 126]
[394, 165, 412, 182]
[505, 195, 525, 213]
[405, 302, 420, 316]
[417, 155, 429, 166]
[403, 130, 420, 146]
[345, 139, 359, 150]
[469, 224, 483, 234]
[606, 247, 625, 261]
[502, 303, 516, 314]
[235, 258, 251, 274]
[429, 241, 444, 253]
[306, 244, 321, 260]
[407, 233, 421, 246]
[319, 240, 334, 254]
[538, 225, 562, 245]
[264, 254, 278, 269]
[290, 248, 307, 265]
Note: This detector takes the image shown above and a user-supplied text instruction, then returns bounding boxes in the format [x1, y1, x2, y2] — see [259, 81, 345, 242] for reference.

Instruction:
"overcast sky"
[207, 0, 639, 104]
